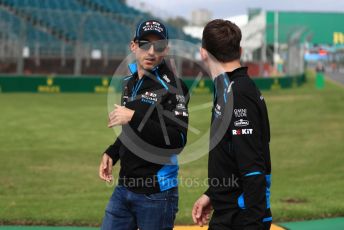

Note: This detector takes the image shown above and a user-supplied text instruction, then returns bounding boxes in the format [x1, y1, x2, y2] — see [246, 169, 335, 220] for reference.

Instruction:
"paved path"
[0, 224, 286, 230]
[280, 217, 344, 230]
[326, 72, 344, 86]
[175, 225, 285, 230]
[4, 218, 344, 230]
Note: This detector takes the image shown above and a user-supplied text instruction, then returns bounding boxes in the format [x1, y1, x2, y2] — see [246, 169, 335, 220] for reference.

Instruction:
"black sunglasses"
[136, 40, 168, 53]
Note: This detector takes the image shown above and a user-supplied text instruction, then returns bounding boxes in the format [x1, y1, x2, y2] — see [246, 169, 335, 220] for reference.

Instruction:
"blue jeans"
[101, 185, 178, 230]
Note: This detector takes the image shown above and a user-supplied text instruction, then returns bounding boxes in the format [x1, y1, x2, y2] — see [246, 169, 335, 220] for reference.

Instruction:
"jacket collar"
[225, 67, 248, 81]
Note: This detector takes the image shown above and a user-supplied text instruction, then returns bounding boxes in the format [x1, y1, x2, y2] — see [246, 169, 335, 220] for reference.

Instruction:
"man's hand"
[108, 104, 134, 128]
[192, 194, 213, 227]
[99, 153, 113, 182]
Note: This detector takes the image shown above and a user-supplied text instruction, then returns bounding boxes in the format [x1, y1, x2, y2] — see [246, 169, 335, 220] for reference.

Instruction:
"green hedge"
[0, 74, 306, 93]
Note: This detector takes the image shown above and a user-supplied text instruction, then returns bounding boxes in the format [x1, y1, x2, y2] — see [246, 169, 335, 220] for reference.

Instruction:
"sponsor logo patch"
[141, 91, 158, 104]
[232, 129, 253, 135]
[234, 109, 247, 118]
[214, 103, 222, 118]
[144, 91, 157, 98]
[143, 21, 164, 33]
[176, 103, 186, 110]
[174, 110, 189, 117]
[176, 94, 185, 103]
[163, 74, 171, 83]
[234, 119, 249, 127]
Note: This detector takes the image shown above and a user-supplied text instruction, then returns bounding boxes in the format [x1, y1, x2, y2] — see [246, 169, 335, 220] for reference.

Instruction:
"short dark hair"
[202, 19, 242, 62]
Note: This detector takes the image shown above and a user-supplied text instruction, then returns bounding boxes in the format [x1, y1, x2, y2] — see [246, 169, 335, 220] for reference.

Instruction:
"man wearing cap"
[99, 19, 189, 230]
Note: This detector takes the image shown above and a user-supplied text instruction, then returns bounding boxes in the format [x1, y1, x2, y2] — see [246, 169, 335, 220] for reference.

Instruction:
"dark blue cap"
[134, 19, 168, 41]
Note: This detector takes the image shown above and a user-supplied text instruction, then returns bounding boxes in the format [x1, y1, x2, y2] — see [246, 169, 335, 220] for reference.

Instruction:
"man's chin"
[143, 63, 157, 71]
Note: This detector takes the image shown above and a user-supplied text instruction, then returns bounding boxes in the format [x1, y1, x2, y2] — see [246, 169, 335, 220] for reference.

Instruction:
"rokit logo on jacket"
[174, 110, 189, 117]
[232, 129, 253, 135]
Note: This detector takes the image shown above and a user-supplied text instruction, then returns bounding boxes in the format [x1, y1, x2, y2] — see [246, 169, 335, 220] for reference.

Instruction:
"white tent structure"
[240, 12, 266, 62]
[183, 13, 267, 62]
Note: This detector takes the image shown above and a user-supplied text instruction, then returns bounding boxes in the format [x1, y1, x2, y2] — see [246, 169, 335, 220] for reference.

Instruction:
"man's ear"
[240, 47, 243, 56]
[130, 41, 136, 53]
[200, 47, 208, 62]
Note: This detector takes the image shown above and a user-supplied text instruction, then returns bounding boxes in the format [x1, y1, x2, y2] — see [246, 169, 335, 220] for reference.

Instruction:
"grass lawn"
[0, 73, 343, 225]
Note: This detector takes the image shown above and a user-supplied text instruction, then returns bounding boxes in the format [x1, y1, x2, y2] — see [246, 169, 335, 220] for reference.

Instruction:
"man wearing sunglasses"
[99, 19, 189, 230]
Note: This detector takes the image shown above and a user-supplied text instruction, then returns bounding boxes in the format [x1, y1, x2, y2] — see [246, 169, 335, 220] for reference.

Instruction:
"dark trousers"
[209, 209, 271, 230]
